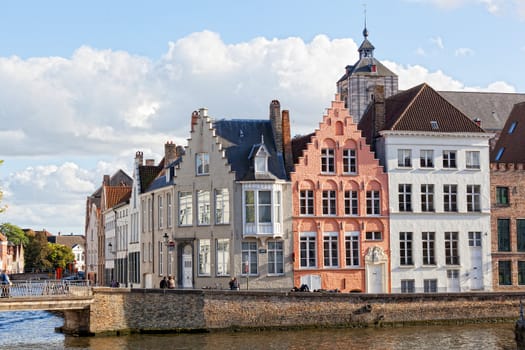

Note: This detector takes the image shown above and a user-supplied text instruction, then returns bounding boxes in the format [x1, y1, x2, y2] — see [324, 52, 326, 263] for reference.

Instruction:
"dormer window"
[255, 153, 268, 173]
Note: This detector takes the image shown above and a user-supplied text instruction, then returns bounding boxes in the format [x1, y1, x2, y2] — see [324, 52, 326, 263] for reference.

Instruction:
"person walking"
[0, 270, 12, 298]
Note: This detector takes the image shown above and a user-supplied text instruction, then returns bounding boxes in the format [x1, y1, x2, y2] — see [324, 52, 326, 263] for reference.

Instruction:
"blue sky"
[1, 0, 524, 235]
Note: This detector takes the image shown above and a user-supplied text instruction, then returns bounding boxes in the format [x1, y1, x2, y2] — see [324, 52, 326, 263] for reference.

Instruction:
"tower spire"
[363, 3, 368, 38]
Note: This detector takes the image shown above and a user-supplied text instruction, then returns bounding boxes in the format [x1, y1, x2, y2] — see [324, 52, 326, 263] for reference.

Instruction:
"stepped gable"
[491, 102, 525, 163]
[291, 133, 314, 166]
[214, 119, 287, 181]
[359, 83, 485, 145]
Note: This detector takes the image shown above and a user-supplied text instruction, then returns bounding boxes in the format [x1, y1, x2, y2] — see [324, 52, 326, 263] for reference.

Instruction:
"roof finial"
[261, 134, 264, 145]
[363, 3, 369, 38]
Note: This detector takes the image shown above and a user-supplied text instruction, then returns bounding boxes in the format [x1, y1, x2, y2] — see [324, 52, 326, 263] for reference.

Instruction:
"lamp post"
[163, 233, 169, 278]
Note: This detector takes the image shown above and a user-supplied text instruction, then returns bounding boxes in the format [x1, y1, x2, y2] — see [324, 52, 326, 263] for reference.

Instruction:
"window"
[443, 185, 457, 212]
[345, 232, 360, 267]
[420, 150, 434, 168]
[422, 232, 435, 265]
[344, 190, 358, 216]
[179, 191, 193, 226]
[215, 188, 230, 224]
[241, 241, 258, 275]
[158, 241, 164, 276]
[496, 187, 509, 206]
[443, 150, 457, 169]
[254, 148, 268, 173]
[167, 193, 172, 228]
[424, 279, 438, 293]
[495, 147, 505, 161]
[399, 232, 413, 265]
[430, 121, 439, 130]
[468, 232, 482, 247]
[198, 239, 211, 276]
[197, 190, 210, 225]
[216, 239, 230, 276]
[509, 121, 518, 134]
[498, 219, 510, 252]
[398, 184, 412, 212]
[366, 190, 380, 215]
[300, 233, 317, 268]
[300, 190, 314, 215]
[322, 190, 337, 216]
[445, 232, 459, 265]
[466, 151, 480, 169]
[401, 279, 415, 293]
[268, 240, 284, 275]
[466, 185, 481, 212]
[498, 260, 511, 285]
[518, 220, 525, 252]
[323, 232, 338, 267]
[365, 231, 382, 241]
[158, 196, 163, 229]
[421, 184, 435, 212]
[321, 148, 335, 173]
[245, 190, 272, 224]
[343, 149, 357, 174]
[397, 149, 412, 167]
[519, 261, 525, 285]
[196, 152, 210, 175]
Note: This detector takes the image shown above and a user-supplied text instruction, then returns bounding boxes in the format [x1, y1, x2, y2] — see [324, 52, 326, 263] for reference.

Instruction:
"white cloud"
[0, 31, 517, 234]
[455, 47, 475, 56]
[415, 47, 427, 56]
[430, 36, 445, 49]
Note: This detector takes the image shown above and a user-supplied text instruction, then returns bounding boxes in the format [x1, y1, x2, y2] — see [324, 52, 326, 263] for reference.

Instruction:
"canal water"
[0, 311, 518, 349]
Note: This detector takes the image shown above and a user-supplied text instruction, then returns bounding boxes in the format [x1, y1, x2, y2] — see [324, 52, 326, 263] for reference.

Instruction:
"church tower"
[337, 25, 398, 122]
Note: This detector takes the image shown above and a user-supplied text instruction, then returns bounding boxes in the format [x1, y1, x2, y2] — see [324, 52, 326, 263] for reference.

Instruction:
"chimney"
[145, 159, 155, 166]
[372, 85, 386, 152]
[176, 145, 185, 158]
[103, 175, 110, 186]
[282, 110, 293, 174]
[270, 100, 283, 154]
[199, 108, 208, 118]
[191, 110, 199, 132]
[164, 141, 177, 166]
[135, 151, 144, 166]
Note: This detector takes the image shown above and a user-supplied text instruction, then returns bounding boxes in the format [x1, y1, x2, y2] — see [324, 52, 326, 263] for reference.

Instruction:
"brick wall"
[88, 288, 523, 335]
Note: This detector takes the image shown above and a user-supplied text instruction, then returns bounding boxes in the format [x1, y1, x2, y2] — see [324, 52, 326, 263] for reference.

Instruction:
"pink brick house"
[291, 96, 390, 293]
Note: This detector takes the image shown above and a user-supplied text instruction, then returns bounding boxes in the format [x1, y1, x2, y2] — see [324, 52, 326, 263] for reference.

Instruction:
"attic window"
[508, 121, 517, 134]
[430, 121, 439, 130]
[495, 147, 505, 161]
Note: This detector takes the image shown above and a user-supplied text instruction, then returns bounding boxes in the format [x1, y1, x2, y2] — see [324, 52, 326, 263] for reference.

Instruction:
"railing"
[1, 280, 93, 298]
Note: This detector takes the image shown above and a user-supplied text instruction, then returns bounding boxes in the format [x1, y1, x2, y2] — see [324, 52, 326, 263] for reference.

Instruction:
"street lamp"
[163, 233, 170, 278]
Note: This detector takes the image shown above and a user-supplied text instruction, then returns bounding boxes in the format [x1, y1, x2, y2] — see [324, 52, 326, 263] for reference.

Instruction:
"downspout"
[151, 192, 155, 274]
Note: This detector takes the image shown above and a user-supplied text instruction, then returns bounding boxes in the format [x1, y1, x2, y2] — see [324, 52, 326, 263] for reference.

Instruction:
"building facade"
[291, 97, 390, 292]
[359, 83, 493, 293]
[490, 102, 525, 290]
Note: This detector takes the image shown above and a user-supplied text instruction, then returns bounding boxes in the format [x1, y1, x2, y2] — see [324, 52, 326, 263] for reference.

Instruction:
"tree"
[0, 223, 29, 246]
[46, 243, 75, 270]
[24, 230, 51, 271]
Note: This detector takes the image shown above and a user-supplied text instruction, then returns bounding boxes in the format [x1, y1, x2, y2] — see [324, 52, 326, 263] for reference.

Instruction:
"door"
[469, 232, 483, 290]
[367, 264, 384, 293]
[182, 254, 193, 288]
[447, 269, 460, 292]
[300, 274, 321, 291]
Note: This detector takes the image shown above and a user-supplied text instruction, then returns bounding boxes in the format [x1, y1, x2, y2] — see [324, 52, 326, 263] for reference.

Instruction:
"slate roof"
[491, 102, 525, 163]
[213, 119, 287, 181]
[358, 83, 485, 145]
[439, 91, 525, 132]
[146, 158, 182, 192]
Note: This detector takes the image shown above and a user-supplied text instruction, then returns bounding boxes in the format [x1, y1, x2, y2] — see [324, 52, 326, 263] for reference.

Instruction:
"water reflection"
[64, 323, 516, 350]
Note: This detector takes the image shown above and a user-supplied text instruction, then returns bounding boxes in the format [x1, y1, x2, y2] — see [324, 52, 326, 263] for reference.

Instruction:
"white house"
[359, 83, 493, 293]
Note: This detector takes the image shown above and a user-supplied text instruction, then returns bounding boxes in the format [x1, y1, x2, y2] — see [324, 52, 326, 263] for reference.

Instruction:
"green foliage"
[24, 230, 51, 271]
[46, 243, 75, 269]
[0, 223, 29, 246]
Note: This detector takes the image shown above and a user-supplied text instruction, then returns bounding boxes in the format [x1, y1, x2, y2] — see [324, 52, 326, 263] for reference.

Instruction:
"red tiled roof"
[491, 102, 525, 163]
[104, 186, 132, 209]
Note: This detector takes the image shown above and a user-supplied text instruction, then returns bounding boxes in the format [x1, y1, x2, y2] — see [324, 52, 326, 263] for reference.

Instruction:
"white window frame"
[443, 150, 457, 169]
[398, 184, 412, 212]
[167, 193, 172, 228]
[400, 232, 413, 266]
[345, 231, 360, 267]
[466, 151, 480, 169]
[198, 239, 211, 276]
[241, 241, 258, 276]
[343, 148, 357, 174]
[397, 149, 412, 168]
[322, 190, 337, 216]
[443, 184, 458, 212]
[323, 232, 339, 268]
[366, 190, 380, 215]
[344, 190, 358, 216]
[321, 148, 335, 173]
[216, 238, 230, 276]
[268, 240, 284, 275]
[158, 195, 163, 229]
[197, 190, 211, 225]
[466, 185, 481, 212]
[196, 152, 210, 175]
[178, 191, 193, 226]
[420, 149, 434, 168]
[300, 190, 314, 216]
[214, 188, 230, 224]
[300, 232, 317, 268]
[422, 232, 435, 265]
[421, 184, 434, 212]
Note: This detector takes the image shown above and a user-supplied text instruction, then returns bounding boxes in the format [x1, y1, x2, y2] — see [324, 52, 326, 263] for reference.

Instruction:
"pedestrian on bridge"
[1, 270, 12, 298]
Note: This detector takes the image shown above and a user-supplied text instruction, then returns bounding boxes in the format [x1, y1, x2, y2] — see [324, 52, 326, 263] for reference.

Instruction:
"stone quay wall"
[88, 288, 525, 335]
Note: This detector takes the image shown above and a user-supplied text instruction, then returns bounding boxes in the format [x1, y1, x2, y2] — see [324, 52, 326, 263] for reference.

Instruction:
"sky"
[1, 0, 524, 235]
